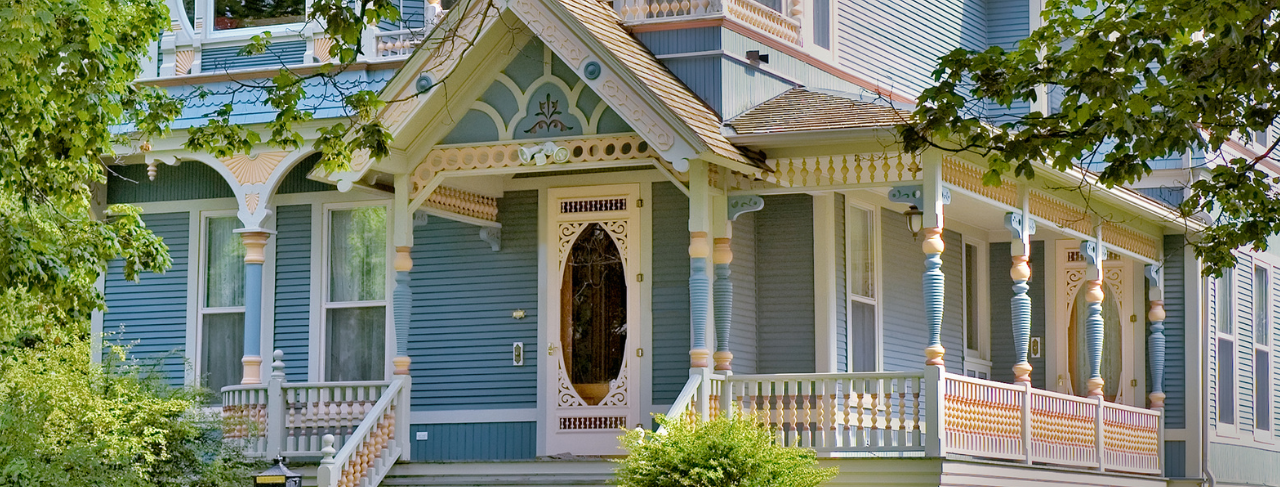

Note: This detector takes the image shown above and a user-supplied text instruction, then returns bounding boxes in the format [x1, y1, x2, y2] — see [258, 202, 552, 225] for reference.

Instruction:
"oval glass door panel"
[561, 223, 627, 405]
[1068, 284, 1122, 400]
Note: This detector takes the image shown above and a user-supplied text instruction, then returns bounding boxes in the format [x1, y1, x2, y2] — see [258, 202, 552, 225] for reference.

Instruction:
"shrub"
[614, 412, 838, 487]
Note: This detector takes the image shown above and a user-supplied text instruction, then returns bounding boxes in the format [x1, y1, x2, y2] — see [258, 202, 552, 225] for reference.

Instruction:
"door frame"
[538, 183, 651, 455]
[1052, 239, 1140, 405]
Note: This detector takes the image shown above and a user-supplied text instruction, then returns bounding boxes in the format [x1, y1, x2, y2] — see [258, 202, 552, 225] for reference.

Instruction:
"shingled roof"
[727, 88, 911, 135]
[557, 0, 754, 166]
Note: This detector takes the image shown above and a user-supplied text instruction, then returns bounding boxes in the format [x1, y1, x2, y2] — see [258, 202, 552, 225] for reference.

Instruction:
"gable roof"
[557, 0, 753, 167]
[726, 88, 911, 135]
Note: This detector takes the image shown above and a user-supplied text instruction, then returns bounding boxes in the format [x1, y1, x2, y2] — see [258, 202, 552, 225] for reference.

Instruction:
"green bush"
[614, 412, 838, 487]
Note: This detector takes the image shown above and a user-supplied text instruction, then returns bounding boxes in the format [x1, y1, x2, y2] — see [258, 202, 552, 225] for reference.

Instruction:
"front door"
[544, 185, 643, 455]
[1056, 241, 1136, 404]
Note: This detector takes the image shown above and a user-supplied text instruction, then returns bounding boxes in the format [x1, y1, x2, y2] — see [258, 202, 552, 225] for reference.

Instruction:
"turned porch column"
[921, 152, 948, 366]
[1146, 264, 1166, 410]
[392, 175, 413, 376]
[240, 230, 271, 384]
[1081, 239, 1107, 399]
[889, 152, 950, 366]
[1004, 204, 1036, 384]
[689, 160, 712, 369]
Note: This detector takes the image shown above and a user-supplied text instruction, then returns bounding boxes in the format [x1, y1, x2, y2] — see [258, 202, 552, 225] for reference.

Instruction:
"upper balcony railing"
[671, 367, 1163, 476]
[612, 0, 801, 45]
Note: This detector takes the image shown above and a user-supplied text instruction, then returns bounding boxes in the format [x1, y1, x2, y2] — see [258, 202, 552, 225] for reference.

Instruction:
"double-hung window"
[1257, 265, 1272, 432]
[323, 205, 389, 382]
[200, 215, 246, 399]
[846, 204, 876, 372]
[1221, 269, 1238, 426]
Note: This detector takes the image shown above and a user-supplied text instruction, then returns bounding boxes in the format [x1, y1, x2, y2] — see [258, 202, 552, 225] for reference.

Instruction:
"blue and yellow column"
[1146, 265, 1166, 409]
[1004, 207, 1036, 384]
[922, 151, 947, 366]
[240, 231, 270, 384]
[1081, 239, 1107, 399]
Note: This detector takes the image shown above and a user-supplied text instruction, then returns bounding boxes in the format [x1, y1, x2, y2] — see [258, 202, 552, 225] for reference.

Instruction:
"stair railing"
[316, 375, 407, 487]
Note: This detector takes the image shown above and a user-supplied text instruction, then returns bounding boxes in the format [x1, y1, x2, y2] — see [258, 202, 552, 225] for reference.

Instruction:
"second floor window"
[213, 0, 305, 30]
[1256, 265, 1271, 431]
[1220, 270, 1237, 425]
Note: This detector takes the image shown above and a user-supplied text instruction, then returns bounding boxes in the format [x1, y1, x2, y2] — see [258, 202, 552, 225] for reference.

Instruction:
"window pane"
[213, 0, 305, 30]
[848, 207, 874, 298]
[965, 243, 978, 351]
[330, 207, 387, 302]
[850, 300, 876, 372]
[1258, 350, 1271, 431]
[207, 217, 245, 308]
[326, 307, 385, 381]
[1257, 266, 1269, 346]
[202, 313, 245, 400]
[1221, 338, 1236, 424]
[1222, 270, 1234, 335]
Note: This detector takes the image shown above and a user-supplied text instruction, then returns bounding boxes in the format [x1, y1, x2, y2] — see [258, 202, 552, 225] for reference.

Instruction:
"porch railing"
[611, 0, 801, 45]
[666, 366, 1162, 475]
[221, 351, 412, 463]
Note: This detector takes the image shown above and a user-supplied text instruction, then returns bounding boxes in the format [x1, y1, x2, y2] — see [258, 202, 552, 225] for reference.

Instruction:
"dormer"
[143, 0, 446, 79]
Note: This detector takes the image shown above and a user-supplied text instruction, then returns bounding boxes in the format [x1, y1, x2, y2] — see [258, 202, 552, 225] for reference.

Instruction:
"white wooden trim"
[813, 193, 837, 373]
[640, 182, 654, 416]
[535, 187, 549, 456]
[409, 409, 540, 424]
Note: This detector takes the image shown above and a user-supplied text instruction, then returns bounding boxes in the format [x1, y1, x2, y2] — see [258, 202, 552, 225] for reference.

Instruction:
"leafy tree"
[0, 0, 257, 484]
[901, 0, 1280, 275]
[614, 413, 838, 487]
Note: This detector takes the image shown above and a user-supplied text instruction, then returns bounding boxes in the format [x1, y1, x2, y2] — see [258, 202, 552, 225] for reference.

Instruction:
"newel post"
[924, 364, 947, 457]
[265, 350, 286, 458]
[317, 435, 336, 487]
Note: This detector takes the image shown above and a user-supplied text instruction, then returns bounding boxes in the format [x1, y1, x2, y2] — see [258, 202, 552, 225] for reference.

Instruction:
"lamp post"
[254, 457, 301, 487]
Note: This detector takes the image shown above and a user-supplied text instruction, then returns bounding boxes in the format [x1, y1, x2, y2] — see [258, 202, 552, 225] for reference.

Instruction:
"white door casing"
[543, 184, 644, 455]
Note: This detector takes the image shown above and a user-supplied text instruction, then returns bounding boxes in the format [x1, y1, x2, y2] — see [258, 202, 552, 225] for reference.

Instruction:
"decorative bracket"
[145, 157, 182, 181]
[887, 185, 951, 207]
[1003, 212, 1037, 241]
[1081, 240, 1108, 266]
[479, 227, 502, 252]
[1145, 264, 1163, 290]
[727, 196, 764, 221]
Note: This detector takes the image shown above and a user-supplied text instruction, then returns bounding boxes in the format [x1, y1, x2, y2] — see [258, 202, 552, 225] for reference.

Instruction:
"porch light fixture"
[253, 458, 301, 487]
[904, 205, 924, 239]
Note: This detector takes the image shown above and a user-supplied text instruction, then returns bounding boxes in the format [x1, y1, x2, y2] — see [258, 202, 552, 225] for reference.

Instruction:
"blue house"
[99, 0, 1270, 484]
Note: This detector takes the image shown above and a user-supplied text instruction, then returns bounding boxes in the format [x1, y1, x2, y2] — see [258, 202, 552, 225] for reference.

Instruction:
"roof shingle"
[727, 88, 911, 135]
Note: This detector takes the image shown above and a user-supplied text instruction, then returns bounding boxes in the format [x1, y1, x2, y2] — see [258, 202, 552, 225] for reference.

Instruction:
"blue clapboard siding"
[103, 211, 190, 386]
[988, 241, 1046, 386]
[662, 57, 724, 116]
[107, 163, 234, 203]
[837, 0, 987, 97]
[273, 205, 311, 381]
[880, 209, 964, 374]
[730, 212, 758, 374]
[835, 194, 848, 372]
[276, 154, 336, 194]
[409, 422, 536, 461]
[941, 229, 965, 375]
[755, 194, 815, 374]
[652, 182, 692, 403]
[408, 191, 538, 410]
[1158, 235, 1187, 429]
[201, 41, 307, 73]
[1137, 187, 1185, 208]
[984, 0, 1030, 123]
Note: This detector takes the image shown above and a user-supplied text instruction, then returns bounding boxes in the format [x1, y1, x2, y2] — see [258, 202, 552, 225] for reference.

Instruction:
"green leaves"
[903, 0, 1280, 275]
[615, 413, 838, 487]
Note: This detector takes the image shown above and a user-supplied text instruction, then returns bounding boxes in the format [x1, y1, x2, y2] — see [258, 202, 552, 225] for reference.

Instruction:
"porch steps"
[381, 461, 615, 486]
